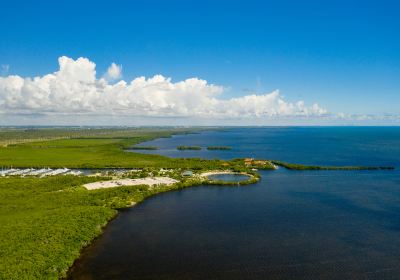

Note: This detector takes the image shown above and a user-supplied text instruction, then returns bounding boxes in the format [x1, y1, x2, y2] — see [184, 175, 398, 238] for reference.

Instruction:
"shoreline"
[1, 128, 396, 279]
[65, 178, 207, 278]
[200, 170, 244, 177]
[83, 177, 178, 190]
[65, 170, 260, 277]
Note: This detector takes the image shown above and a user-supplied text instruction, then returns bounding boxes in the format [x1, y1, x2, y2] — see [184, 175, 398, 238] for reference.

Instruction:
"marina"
[0, 168, 83, 177]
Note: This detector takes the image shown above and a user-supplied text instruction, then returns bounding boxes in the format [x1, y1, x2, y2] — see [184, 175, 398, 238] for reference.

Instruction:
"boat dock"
[0, 168, 83, 177]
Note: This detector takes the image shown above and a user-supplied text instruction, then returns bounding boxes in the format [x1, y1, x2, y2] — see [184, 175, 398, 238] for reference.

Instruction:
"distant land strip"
[177, 146, 202, 150]
[270, 160, 395, 170]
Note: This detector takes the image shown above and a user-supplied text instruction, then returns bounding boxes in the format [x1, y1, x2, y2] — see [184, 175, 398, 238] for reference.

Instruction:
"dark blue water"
[129, 127, 400, 168]
[69, 127, 400, 279]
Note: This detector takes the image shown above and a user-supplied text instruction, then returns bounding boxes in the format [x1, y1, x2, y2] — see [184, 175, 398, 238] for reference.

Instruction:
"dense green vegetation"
[0, 127, 181, 146]
[271, 160, 395, 170]
[0, 175, 212, 279]
[177, 146, 202, 150]
[129, 146, 159, 150]
[229, 158, 277, 170]
[0, 176, 137, 279]
[205, 173, 259, 186]
[207, 146, 232, 150]
[0, 128, 227, 169]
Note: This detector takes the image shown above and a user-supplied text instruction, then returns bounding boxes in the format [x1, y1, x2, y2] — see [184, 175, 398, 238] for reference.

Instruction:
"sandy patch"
[83, 176, 178, 190]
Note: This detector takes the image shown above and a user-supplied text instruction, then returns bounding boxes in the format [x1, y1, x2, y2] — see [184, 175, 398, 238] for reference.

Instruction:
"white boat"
[8, 169, 23, 176]
[26, 168, 48, 176]
[0, 167, 83, 177]
[32, 168, 51, 176]
[40, 169, 56, 177]
[65, 170, 83, 176]
[20, 168, 34, 175]
[0, 168, 17, 176]
[47, 168, 70, 176]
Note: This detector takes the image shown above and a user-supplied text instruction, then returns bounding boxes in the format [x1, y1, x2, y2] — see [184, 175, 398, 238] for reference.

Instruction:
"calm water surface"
[129, 127, 400, 167]
[69, 127, 400, 279]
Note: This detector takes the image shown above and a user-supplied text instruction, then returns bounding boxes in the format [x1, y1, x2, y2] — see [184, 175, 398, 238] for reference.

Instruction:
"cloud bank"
[0, 56, 328, 122]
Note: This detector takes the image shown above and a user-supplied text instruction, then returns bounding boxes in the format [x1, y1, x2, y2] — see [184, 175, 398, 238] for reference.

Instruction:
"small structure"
[181, 170, 193, 177]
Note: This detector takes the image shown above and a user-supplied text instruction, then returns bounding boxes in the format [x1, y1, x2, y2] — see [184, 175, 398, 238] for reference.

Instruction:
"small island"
[177, 146, 202, 150]
[207, 146, 232, 150]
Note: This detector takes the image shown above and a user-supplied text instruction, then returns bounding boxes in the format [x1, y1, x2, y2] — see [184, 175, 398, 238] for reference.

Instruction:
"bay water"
[68, 127, 400, 279]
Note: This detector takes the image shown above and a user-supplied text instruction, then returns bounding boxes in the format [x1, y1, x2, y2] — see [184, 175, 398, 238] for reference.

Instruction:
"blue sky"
[0, 0, 399, 125]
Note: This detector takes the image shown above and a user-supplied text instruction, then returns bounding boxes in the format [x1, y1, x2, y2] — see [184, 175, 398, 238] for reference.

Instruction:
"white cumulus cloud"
[0, 56, 328, 121]
[103, 62, 122, 81]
